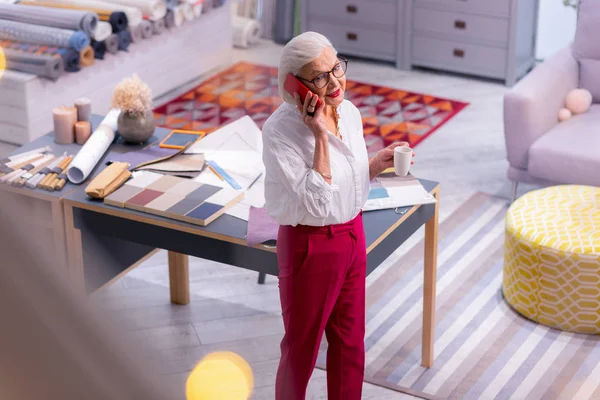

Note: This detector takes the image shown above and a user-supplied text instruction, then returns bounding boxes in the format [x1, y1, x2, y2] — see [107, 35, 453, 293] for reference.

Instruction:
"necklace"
[332, 107, 342, 140]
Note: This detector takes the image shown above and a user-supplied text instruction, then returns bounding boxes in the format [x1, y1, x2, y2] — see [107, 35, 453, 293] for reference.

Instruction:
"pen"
[247, 172, 263, 190]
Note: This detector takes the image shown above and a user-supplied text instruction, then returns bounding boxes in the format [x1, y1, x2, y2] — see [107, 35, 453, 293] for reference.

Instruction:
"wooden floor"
[1, 40, 545, 399]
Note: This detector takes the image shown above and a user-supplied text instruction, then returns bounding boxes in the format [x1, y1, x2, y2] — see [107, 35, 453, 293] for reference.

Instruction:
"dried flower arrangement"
[111, 74, 153, 116]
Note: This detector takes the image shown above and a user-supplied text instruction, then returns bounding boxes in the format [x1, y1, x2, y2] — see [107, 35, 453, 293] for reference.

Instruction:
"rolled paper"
[182, 3, 194, 21]
[67, 109, 121, 184]
[1, 146, 51, 164]
[93, 21, 112, 41]
[52, 106, 77, 144]
[75, 121, 91, 145]
[117, 30, 131, 51]
[79, 45, 95, 66]
[193, 3, 202, 18]
[74, 97, 92, 122]
[105, 33, 119, 54]
[108, 11, 128, 32]
[164, 10, 176, 28]
[152, 18, 165, 34]
[3, 49, 64, 81]
[0, 3, 98, 37]
[0, 19, 90, 52]
[129, 24, 143, 42]
[140, 20, 152, 39]
[90, 40, 106, 59]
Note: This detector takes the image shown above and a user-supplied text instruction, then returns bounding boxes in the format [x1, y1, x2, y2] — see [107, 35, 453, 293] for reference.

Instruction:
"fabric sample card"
[104, 184, 143, 207]
[127, 171, 163, 188]
[186, 184, 222, 203]
[127, 188, 164, 207]
[186, 202, 222, 221]
[166, 196, 204, 216]
[145, 192, 186, 212]
[204, 187, 240, 206]
[147, 174, 181, 192]
[168, 179, 203, 196]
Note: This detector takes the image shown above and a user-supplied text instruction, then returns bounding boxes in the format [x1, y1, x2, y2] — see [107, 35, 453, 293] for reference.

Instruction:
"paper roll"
[74, 97, 91, 122]
[67, 109, 120, 184]
[232, 16, 262, 48]
[53, 106, 77, 144]
[75, 121, 91, 145]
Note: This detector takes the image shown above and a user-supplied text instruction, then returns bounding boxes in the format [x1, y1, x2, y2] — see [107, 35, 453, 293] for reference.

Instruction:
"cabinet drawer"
[307, 0, 397, 28]
[415, 0, 510, 17]
[414, 7, 509, 45]
[308, 20, 396, 60]
[412, 36, 506, 78]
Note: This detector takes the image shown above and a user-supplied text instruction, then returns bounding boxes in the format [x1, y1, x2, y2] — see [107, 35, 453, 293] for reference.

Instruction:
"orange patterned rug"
[153, 62, 468, 154]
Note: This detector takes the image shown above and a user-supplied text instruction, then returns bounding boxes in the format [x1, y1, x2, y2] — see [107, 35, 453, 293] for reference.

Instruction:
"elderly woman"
[262, 31, 414, 400]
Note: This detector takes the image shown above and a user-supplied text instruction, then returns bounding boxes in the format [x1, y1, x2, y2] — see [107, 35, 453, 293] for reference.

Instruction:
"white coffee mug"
[394, 146, 412, 176]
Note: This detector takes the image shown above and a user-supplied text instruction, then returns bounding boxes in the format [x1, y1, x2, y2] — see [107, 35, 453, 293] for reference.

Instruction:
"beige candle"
[52, 106, 77, 144]
[74, 97, 92, 122]
[75, 121, 91, 145]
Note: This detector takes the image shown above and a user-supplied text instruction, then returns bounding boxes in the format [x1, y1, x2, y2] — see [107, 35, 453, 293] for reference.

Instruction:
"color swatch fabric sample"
[3, 48, 63, 80]
[0, 19, 89, 51]
[154, 62, 469, 156]
[0, 3, 97, 36]
[0, 40, 80, 72]
[104, 171, 244, 226]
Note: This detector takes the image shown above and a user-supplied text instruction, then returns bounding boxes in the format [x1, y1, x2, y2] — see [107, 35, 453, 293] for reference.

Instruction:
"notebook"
[363, 173, 436, 212]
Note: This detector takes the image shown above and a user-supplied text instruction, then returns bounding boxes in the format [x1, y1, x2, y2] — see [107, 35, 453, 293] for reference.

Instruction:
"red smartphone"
[284, 73, 323, 111]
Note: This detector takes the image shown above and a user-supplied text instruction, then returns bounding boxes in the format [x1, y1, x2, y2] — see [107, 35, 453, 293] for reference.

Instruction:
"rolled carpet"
[93, 21, 112, 41]
[105, 33, 119, 53]
[3, 49, 64, 80]
[140, 20, 152, 39]
[181, 3, 194, 21]
[79, 45, 94, 66]
[18, 0, 142, 27]
[0, 3, 97, 37]
[117, 30, 131, 51]
[164, 9, 176, 28]
[0, 20, 90, 51]
[129, 24, 143, 42]
[165, 0, 178, 8]
[107, 11, 128, 32]
[151, 18, 165, 34]
[102, 0, 166, 21]
[0, 39, 80, 72]
[193, 2, 202, 18]
[90, 40, 106, 59]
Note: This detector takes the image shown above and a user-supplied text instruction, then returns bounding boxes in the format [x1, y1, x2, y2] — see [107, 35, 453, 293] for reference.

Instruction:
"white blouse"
[262, 99, 371, 227]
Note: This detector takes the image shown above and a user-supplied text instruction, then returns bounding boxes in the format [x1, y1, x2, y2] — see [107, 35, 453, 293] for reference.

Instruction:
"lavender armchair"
[503, 1, 600, 200]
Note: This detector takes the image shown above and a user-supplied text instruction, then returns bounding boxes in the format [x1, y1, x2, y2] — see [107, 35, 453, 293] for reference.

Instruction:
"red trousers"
[275, 212, 366, 400]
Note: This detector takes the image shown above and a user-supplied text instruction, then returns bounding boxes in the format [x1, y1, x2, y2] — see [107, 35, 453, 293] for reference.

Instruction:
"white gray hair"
[278, 31, 337, 105]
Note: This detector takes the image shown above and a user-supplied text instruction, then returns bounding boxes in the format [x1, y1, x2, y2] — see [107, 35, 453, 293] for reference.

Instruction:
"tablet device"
[159, 129, 206, 150]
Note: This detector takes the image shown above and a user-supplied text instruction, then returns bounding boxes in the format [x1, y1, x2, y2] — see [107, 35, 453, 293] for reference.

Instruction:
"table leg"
[257, 272, 266, 284]
[168, 251, 190, 305]
[422, 190, 439, 368]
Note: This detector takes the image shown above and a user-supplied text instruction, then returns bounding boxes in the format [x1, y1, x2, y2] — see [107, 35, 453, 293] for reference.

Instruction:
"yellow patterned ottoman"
[503, 185, 600, 334]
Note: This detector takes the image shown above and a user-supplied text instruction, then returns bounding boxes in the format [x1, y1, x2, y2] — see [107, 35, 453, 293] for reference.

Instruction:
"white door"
[535, 0, 578, 60]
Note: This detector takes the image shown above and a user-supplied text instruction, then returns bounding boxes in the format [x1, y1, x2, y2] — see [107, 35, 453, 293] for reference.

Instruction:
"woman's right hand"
[294, 92, 328, 140]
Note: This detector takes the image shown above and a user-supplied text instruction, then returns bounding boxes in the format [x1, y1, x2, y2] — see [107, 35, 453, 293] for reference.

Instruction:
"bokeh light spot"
[0, 47, 5, 81]
[186, 351, 253, 400]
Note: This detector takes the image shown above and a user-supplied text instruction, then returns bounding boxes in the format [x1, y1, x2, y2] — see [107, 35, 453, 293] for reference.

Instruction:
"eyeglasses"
[296, 57, 348, 89]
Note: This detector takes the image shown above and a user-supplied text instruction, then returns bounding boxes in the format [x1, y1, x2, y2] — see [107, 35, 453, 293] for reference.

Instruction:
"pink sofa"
[503, 0, 600, 200]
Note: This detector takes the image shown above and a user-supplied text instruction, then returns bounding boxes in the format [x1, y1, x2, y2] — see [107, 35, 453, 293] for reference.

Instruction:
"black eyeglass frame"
[295, 57, 348, 89]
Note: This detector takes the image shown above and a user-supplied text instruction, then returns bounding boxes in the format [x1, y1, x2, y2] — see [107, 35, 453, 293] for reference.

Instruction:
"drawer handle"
[453, 49, 465, 58]
[346, 4, 358, 13]
[454, 20, 466, 29]
[347, 32, 358, 41]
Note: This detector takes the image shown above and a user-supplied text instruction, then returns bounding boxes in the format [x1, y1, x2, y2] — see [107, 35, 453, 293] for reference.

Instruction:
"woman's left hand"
[374, 142, 415, 172]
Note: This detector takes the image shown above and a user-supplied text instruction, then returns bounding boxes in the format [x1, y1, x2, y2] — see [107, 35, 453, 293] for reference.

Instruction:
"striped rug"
[317, 192, 600, 400]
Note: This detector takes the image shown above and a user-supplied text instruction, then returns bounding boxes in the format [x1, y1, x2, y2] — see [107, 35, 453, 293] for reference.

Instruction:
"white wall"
[535, 0, 578, 60]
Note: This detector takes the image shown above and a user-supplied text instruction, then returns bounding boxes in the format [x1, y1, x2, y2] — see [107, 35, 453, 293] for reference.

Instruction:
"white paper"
[67, 109, 120, 184]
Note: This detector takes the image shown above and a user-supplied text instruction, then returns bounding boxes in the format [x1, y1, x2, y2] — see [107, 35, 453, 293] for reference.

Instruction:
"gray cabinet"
[300, 0, 539, 86]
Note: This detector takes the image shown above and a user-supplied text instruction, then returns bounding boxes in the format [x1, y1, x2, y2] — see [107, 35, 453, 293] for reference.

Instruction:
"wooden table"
[63, 161, 440, 367]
